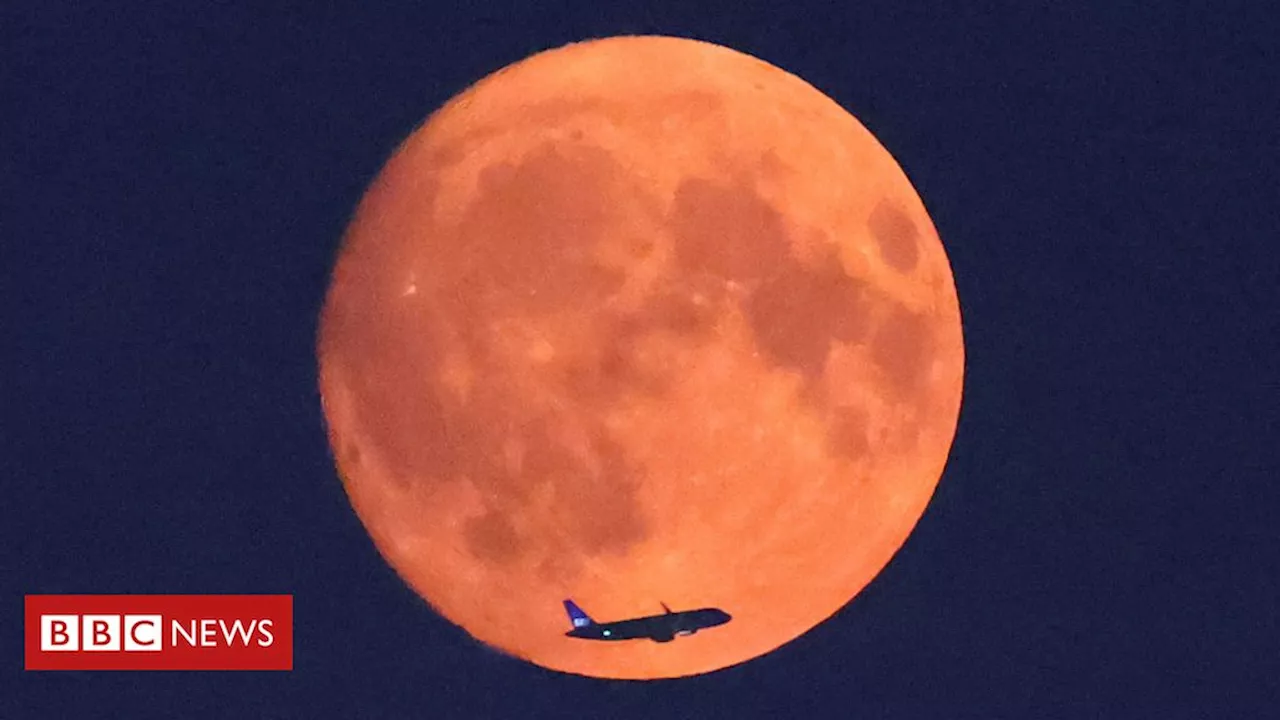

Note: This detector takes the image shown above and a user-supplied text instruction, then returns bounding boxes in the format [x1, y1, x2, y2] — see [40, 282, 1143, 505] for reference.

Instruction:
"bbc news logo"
[40, 613, 274, 652]
[25, 595, 292, 671]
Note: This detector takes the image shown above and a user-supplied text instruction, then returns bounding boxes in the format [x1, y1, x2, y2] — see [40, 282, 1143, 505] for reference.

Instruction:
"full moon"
[318, 35, 964, 679]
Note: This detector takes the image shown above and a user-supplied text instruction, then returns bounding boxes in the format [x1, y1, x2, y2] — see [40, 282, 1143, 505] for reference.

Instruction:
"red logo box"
[25, 595, 292, 671]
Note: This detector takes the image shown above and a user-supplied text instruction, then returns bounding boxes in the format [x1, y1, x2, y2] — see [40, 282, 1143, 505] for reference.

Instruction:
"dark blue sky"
[5, 1, 1276, 716]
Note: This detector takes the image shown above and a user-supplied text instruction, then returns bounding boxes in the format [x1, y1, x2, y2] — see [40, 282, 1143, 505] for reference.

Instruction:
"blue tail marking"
[563, 599, 593, 628]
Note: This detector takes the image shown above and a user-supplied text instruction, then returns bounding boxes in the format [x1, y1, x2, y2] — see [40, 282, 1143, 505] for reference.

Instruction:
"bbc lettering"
[40, 614, 274, 652]
[41, 614, 162, 651]
[25, 595, 292, 671]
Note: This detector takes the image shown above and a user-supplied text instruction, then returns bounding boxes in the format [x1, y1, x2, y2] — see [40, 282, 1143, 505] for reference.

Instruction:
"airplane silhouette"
[562, 599, 731, 643]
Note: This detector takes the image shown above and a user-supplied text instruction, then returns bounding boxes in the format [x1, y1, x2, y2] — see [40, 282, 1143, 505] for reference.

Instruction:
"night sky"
[5, 1, 1277, 716]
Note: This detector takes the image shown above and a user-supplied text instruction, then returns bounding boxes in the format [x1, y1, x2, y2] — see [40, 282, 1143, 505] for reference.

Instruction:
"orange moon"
[317, 35, 964, 679]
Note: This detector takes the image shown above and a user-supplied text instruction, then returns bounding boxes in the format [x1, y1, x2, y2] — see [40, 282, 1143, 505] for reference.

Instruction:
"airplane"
[562, 599, 731, 643]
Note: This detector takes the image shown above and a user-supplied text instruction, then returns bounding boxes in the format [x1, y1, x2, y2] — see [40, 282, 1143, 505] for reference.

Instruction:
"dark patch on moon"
[340, 440, 362, 472]
[642, 291, 717, 337]
[462, 424, 650, 570]
[747, 251, 872, 380]
[463, 510, 523, 563]
[668, 176, 793, 283]
[871, 302, 934, 401]
[827, 405, 872, 462]
[561, 291, 718, 403]
[666, 173, 874, 387]
[458, 141, 629, 311]
[868, 200, 919, 273]
[552, 433, 650, 556]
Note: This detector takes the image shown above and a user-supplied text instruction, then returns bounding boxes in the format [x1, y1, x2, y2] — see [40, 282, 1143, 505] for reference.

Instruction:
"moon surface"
[317, 35, 964, 679]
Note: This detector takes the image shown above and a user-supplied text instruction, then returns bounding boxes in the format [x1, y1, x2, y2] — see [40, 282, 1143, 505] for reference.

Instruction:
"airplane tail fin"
[563, 599, 594, 628]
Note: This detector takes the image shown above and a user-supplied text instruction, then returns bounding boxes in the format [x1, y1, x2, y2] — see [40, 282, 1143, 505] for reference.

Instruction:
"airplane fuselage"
[565, 607, 731, 643]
